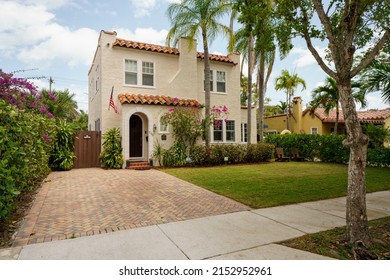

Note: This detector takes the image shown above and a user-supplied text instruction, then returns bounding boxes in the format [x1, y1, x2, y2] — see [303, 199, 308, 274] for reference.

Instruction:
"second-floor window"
[125, 59, 154, 87]
[204, 70, 226, 93]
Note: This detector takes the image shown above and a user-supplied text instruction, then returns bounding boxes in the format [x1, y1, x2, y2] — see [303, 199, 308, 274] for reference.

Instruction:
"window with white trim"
[213, 120, 223, 141]
[226, 120, 235, 141]
[159, 117, 169, 133]
[204, 70, 226, 93]
[125, 59, 154, 87]
[311, 127, 318, 135]
[216, 71, 226, 92]
[241, 123, 247, 143]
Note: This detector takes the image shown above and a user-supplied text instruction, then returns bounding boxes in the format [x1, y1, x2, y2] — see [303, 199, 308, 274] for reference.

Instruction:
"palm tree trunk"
[335, 103, 339, 135]
[258, 53, 265, 143]
[202, 31, 211, 149]
[247, 32, 254, 146]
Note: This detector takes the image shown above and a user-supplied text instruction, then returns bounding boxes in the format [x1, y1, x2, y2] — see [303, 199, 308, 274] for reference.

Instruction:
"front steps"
[126, 161, 151, 170]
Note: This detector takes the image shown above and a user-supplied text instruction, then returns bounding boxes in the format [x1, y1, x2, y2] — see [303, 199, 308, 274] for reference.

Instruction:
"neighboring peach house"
[264, 97, 390, 147]
[88, 30, 256, 164]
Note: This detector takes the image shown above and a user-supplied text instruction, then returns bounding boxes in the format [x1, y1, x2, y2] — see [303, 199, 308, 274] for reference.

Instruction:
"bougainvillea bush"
[0, 70, 55, 221]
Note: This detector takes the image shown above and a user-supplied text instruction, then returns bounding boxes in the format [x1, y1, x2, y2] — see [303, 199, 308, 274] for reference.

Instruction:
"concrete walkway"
[2, 190, 389, 260]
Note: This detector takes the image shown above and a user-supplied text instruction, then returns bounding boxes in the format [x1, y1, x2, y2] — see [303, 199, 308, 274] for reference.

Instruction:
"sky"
[0, 0, 387, 113]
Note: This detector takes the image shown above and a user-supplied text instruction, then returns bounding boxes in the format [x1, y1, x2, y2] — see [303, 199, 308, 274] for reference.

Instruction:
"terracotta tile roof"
[113, 38, 179, 55]
[113, 38, 235, 64]
[304, 107, 390, 124]
[118, 93, 201, 107]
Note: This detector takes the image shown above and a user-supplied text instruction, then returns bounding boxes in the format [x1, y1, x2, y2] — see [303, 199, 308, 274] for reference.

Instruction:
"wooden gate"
[74, 131, 101, 168]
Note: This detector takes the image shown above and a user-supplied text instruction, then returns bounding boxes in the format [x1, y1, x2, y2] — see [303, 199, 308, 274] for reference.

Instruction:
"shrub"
[318, 134, 349, 163]
[100, 128, 124, 169]
[49, 120, 75, 171]
[162, 141, 186, 167]
[367, 148, 390, 167]
[0, 100, 53, 221]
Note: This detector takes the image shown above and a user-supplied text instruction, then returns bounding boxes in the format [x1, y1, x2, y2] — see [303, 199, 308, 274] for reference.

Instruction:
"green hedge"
[265, 134, 389, 167]
[0, 100, 53, 221]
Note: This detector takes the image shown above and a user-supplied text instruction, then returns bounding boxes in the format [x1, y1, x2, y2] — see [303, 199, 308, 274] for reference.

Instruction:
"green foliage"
[100, 128, 124, 169]
[70, 110, 88, 131]
[188, 143, 274, 166]
[152, 141, 165, 167]
[49, 120, 75, 171]
[362, 123, 389, 148]
[0, 100, 53, 221]
[318, 135, 349, 164]
[162, 141, 186, 168]
[367, 148, 390, 168]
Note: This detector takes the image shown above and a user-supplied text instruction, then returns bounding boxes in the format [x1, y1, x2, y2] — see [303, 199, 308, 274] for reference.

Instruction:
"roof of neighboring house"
[113, 38, 236, 64]
[303, 107, 390, 124]
[118, 93, 201, 107]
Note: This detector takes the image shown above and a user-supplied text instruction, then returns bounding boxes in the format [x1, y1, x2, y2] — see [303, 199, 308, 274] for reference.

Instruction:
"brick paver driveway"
[13, 168, 249, 246]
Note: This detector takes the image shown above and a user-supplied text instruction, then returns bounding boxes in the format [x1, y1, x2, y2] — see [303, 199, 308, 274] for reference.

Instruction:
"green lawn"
[163, 162, 390, 208]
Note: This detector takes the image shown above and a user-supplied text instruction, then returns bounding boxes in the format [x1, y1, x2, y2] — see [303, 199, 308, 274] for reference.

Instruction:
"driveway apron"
[13, 168, 249, 247]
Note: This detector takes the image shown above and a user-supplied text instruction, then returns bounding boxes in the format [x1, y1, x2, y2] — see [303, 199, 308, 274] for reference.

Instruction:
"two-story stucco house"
[88, 30, 256, 165]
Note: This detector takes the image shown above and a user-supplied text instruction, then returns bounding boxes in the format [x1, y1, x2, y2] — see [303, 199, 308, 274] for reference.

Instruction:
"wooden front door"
[130, 115, 143, 158]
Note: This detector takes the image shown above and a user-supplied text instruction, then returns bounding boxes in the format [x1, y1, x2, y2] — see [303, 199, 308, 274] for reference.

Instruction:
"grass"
[281, 216, 390, 260]
[163, 162, 390, 208]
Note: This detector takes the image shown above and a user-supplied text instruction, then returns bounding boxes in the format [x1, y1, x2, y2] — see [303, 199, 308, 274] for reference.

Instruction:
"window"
[142, 61, 154, 86]
[213, 120, 223, 141]
[226, 120, 235, 141]
[125, 59, 154, 86]
[204, 70, 226, 93]
[216, 71, 226, 92]
[311, 127, 318, 135]
[241, 123, 247, 143]
[95, 119, 100, 131]
[159, 117, 168, 133]
[125, 59, 137, 85]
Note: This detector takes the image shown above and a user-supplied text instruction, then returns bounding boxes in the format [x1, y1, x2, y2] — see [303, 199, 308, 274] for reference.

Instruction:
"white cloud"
[291, 46, 327, 68]
[130, 0, 156, 18]
[116, 28, 168, 45]
[0, 1, 98, 67]
[11, 0, 72, 10]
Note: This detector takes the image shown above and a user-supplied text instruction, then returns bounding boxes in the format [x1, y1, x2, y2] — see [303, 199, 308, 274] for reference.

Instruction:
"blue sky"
[0, 0, 387, 112]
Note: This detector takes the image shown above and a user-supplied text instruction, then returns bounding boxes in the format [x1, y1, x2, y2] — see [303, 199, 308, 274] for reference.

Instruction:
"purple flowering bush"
[0, 70, 55, 221]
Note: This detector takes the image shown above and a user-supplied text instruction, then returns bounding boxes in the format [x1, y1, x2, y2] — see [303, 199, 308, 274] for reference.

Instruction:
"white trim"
[123, 58, 156, 88]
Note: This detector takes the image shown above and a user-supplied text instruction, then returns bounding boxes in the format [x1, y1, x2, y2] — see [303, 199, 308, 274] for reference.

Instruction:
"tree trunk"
[338, 81, 371, 256]
[334, 103, 339, 135]
[203, 31, 211, 149]
[247, 33, 254, 146]
[258, 54, 265, 143]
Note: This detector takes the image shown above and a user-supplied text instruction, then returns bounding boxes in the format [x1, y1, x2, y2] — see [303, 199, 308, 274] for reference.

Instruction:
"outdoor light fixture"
[224, 157, 229, 164]
[153, 124, 157, 132]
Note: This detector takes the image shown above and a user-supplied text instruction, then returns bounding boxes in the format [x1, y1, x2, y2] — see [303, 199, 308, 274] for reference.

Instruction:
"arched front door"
[129, 114, 143, 158]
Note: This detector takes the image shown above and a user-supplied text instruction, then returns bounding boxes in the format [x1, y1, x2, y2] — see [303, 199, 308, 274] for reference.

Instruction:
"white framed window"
[159, 117, 169, 133]
[311, 127, 318, 135]
[213, 120, 223, 141]
[125, 59, 154, 87]
[226, 120, 235, 141]
[204, 70, 226, 93]
[216, 71, 226, 93]
[212, 120, 236, 142]
[241, 123, 248, 143]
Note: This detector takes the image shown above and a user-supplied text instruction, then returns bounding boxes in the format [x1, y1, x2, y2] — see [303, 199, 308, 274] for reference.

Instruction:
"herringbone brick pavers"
[13, 168, 250, 246]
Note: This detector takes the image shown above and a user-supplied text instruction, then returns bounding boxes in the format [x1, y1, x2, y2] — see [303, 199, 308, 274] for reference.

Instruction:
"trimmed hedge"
[265, 134, 389, 167]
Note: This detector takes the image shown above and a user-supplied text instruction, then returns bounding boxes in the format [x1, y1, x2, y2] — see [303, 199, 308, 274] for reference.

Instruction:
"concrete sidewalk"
[1, 190, 390, 260]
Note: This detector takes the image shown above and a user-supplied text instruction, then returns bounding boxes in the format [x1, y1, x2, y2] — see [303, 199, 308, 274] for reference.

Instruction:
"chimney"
[292, 96, 303, 133]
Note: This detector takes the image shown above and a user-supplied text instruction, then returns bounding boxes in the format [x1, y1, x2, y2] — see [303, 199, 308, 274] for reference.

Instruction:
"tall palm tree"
[310, 77, 366, 134]
[166, 0, 233, 148]
[275, 69, 306, 131]
[42, 88, 79, 122]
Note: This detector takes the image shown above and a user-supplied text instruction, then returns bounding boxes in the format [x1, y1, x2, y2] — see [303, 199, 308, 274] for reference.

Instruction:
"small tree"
[100, 128, 124, 169]
[49, 120, 75, 171]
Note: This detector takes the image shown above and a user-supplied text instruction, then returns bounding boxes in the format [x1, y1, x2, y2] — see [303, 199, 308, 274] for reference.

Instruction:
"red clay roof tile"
[304, 107, 390, 124]
[118, 93, 201, 107]
[113, 38, 235, 64]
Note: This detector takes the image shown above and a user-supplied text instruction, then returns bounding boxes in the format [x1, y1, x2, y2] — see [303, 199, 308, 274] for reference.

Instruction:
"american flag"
[108, 86, 118, 113]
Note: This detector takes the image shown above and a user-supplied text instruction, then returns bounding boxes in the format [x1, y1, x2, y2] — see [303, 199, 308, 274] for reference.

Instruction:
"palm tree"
[42, 89, 79, 122]
[275, 70, 306, 130]
[310, 77, 366, 135]
[358, 60, 390, 104]
[166, 0, 233, 148]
